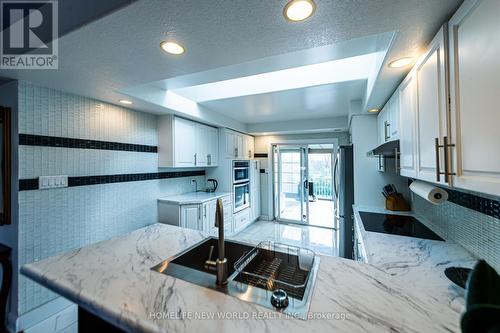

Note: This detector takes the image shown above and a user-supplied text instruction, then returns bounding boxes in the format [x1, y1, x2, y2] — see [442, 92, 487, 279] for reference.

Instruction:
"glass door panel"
[276, 146, 308, 224]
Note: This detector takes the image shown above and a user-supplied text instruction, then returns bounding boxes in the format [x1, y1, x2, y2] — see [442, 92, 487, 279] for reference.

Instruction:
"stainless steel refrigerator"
[334, 145, 354, 259]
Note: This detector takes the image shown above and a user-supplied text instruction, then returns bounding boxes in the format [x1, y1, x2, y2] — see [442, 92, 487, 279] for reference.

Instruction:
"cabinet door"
[207, 127, 218, 167]
[236, 134, 244, 158]
[399, 71, 418, 178]
[251, 160, 260, 221]
[180, 205, 201, 230]
[448, 0, 500, 196]
[174, 118, 196, 167]
[195, 124, 208, 167]
[390, 91, 400, 139]
[202, 200, 217, 235]
[377, 111, 385, 145]
[225, 131, 237, 158]
[246, 136, 255, 159]
[415, 26, 449, 185]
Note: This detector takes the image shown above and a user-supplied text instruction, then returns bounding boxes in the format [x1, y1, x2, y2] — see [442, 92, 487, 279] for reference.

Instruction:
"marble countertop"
[158, 191, 232, 204]
[353, 205, 477, 315]
[22, 223, 469, 333]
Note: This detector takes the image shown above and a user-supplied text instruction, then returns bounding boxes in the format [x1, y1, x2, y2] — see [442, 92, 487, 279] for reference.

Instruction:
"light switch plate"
[39, 175, 68, 189]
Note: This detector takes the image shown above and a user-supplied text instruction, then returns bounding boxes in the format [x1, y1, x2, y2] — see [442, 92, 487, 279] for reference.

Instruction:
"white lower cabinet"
[180, 204, 202, 230]
[233, 208, 251, 234]
[24, 304, 77, 333]
[159, 195, 233, 235]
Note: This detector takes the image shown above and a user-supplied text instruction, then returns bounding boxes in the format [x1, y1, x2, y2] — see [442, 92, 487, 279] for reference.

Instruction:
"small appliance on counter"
[382, 184, 410, 211]
[205, 179, 218, 193]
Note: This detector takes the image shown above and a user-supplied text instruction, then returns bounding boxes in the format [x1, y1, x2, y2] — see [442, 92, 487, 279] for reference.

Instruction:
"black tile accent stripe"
[19, 134, 158, 153]
[254, 153, 268, 158]
[445, 187, 500, 220]
[19, 170, 205, 191]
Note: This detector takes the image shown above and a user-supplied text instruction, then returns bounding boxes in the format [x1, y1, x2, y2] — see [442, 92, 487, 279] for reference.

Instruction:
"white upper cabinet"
[158, 115, 218, 168]
[399, 70, 418, 178]
[195, 123, 209, 167]
[220, 128, 254, 159]
[415, 26, 450, 185]
[174, 117, 197, 167]
[448, 0, 500, 196]
[376, 92, 400, 144]
[207, 126, 218, 166]
[389, 91, 400, 139]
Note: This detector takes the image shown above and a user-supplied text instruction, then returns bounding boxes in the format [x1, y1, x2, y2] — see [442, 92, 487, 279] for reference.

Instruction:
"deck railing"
[311, 178, 332, 199]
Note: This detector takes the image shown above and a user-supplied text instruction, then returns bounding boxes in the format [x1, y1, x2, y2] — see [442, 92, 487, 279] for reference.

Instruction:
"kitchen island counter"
[22, 223, 467, 333]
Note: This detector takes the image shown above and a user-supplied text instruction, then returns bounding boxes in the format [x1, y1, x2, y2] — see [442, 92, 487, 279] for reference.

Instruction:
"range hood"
[366, 140, 399, 158]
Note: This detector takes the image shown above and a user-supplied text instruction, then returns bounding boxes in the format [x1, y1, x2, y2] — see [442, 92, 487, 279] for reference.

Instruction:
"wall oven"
[234, 181, 250, 213]
[233, 160, 250, 213]
[233, 160, 250, 183]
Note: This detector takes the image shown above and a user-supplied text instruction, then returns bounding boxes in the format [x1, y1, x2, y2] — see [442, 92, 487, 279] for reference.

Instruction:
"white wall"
[350, 115, 409, 207]
[0, 80, 19, 325]
[14, 81, 205, 323]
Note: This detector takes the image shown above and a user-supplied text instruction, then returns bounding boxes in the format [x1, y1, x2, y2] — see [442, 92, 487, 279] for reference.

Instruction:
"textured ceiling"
[0, 0, 463, 125]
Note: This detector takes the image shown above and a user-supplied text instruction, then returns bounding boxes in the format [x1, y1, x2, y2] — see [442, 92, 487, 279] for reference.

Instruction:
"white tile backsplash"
[16, 81, 202, 314]
[413, 195, 500, 272]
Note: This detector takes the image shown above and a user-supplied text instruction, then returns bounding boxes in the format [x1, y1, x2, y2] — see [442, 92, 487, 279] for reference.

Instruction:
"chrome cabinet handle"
[384, 121, 390, 141]
[248, 150, 251, 158]
[435, 137, 455, 183]
[435, 138, 441, 182]
[234, 147, 238, 158]
[207, 154, 211, 165]
[443, 136, 456, 183]
[194, 153, 197, 166]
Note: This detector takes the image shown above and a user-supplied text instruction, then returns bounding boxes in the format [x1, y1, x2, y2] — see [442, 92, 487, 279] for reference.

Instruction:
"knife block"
[385, 193, 410, 211]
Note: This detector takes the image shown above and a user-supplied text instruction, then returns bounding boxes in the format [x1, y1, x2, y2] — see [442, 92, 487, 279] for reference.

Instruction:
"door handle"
[333, 157, 339, 199]
[194, 153, 197, 166]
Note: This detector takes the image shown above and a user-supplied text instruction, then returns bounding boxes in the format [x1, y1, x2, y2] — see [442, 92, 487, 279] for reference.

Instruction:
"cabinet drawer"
[220, 195, 232, 206]
[233, 209, 250, 232]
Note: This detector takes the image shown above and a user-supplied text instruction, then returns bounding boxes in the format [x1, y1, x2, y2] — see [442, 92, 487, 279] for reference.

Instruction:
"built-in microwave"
[233, 160, 250, 184]
[234, 181, 250, 213]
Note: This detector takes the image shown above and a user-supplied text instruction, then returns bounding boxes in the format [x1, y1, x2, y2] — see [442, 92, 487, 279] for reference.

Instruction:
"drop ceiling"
[0, 0, 463, 133]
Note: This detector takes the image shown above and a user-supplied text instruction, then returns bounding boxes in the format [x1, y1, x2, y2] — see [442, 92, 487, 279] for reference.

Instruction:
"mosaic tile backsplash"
[413, 194, 500, 272]
[17, 81, 204, 314]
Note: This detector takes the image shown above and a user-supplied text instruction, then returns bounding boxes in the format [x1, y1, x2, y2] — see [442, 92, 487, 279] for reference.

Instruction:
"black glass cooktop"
[359, 211, 444, 241]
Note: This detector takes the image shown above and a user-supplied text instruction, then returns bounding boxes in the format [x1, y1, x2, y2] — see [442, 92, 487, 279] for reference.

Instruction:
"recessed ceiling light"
[368, 108, 379, 113]
[284, 0, 316, 22]
[119, 99, 133, 105]
[388, 57, 415, 68]
[160, 41, 185, 55]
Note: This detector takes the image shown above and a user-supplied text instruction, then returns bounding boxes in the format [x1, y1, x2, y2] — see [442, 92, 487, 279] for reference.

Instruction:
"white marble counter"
[158, 191, 231, 204]
[22, 223, 468, 333]
[353, 205, 477, 315]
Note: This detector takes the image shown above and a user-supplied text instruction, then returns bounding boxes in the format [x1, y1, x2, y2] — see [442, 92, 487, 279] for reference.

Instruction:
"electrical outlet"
[39, 175, 68, 189]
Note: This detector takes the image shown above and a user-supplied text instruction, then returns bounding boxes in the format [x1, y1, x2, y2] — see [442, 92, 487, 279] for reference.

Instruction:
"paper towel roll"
[409, 180, 448, 205]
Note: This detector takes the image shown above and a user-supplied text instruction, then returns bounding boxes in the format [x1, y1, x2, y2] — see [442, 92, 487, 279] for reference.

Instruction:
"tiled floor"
[279, 198, 336, 228]
[231, 220, 339, 257]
